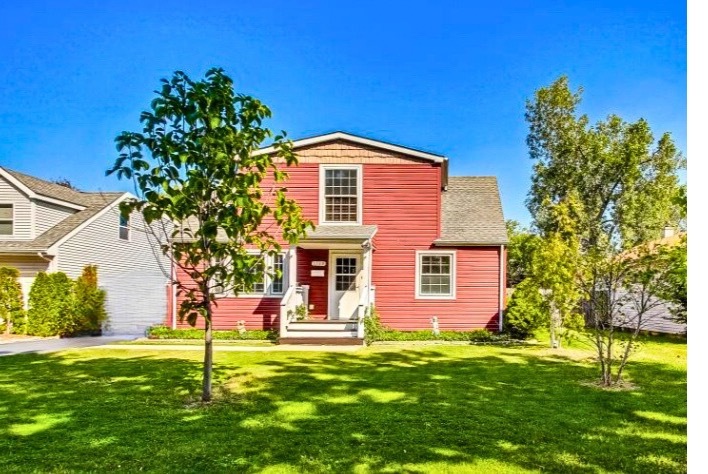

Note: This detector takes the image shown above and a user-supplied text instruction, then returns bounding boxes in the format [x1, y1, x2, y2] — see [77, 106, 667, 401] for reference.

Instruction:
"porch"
[278, 225, 377, 344]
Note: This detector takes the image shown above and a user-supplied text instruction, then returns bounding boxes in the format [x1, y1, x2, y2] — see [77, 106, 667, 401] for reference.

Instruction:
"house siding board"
[614, 290, 686, 334]
[35, 201, 75, 236]
[57, 203, 169, 335]
[0, 176, 32, 239]
[176, 141, 503, 332]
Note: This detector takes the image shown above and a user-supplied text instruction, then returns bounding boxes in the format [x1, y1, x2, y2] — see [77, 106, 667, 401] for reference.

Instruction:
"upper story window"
[320, 165, 362, 224]
[415, 251, 456, 299]
[119, 215, 130, 240]
[0, 204, 13, 235]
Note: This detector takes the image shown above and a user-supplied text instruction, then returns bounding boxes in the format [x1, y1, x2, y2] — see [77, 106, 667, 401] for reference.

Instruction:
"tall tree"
[505, 219, 539, 288]
[107, 68, 311, 401]
[525, 76, 685, 385]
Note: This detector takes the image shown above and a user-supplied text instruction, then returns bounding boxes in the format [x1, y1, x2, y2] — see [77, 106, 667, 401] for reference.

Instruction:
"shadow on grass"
[0, 343, 686, 473]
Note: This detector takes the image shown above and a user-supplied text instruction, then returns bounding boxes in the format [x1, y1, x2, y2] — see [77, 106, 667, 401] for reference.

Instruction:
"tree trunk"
[202, 298, 213, 402]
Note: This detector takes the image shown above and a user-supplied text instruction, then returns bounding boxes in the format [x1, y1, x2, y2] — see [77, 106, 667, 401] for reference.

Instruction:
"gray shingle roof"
[435, 176, 508, 245]
[304, 225, 378, 241]
[0, 167, 125, 253]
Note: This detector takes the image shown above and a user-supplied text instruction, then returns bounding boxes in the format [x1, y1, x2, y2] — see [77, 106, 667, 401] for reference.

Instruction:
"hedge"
[0, 266, 25, 334]
[26, 266, 108, 337]
[147, 325, 276, 341]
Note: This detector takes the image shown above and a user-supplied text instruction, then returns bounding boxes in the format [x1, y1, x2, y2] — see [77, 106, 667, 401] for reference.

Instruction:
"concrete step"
[288, 320, 358, 331]
[278, 337, 365, 346]
[285, 328, 359, 338]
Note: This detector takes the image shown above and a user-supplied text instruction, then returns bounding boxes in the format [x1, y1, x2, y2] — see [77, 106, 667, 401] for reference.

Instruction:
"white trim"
[0, 202, 15, 237]
[253, 131, 447, 164]
[319, 164, 363, 226]
[415, 250, 457, 300]
[29, 201, 36, 239]
[0, 168, 86, 210]
[499, 245, 505, 332]
[47, 193, 131, 254]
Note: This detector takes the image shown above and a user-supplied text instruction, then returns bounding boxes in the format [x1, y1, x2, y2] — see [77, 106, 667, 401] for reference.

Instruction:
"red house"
[169, 132, 508, 343]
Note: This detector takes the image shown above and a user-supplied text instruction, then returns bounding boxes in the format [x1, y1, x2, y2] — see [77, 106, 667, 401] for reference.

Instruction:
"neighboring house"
[170, 132, 508, 343]
[612, 228, 687, 335]
[0, 167, 169, 335]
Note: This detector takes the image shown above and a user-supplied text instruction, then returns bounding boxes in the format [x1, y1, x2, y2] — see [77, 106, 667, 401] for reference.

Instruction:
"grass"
[0, 336, 686, 473]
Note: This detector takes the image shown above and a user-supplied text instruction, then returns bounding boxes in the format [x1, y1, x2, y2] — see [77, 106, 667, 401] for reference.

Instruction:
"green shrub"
[363, 305, 386, 344]
[503, 278, 549, 339]
[74, 265, 107, 334]
[27, 272, 76, 337]
[0, 266, 25, 334]
[147, 325, 276, 341]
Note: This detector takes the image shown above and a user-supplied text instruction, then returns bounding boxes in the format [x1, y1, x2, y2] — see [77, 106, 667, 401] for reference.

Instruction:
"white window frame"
[415, 250, 456, 300]
[319, 164, 363, 226]
[228, 252, 287, 299]
[0, 203, 14, 236]
[119, 214, 130, 241]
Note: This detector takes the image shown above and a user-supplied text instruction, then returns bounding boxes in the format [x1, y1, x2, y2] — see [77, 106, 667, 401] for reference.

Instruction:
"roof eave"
[433, 239, 508, 247]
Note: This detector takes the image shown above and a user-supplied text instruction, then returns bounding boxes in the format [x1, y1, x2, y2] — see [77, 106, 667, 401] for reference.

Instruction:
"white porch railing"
[279, 285, 306, 339]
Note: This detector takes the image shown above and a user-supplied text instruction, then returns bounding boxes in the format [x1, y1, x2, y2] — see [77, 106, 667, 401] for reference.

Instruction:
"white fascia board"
[252, 132, 447, 164]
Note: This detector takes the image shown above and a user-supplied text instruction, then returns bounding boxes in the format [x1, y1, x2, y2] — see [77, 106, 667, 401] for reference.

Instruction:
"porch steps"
[278, 337, 365, 346]
[279, 320, 363, 345]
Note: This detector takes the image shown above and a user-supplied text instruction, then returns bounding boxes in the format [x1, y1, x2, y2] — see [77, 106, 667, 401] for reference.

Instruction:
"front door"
[328, 253, 360, 320]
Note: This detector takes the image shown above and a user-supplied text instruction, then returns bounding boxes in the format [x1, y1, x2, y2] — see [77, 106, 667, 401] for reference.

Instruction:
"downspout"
[498, 245, 505, 333]
[171, 258, 177, 330]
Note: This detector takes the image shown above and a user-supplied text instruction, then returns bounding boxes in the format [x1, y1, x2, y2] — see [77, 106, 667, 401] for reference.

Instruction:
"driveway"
[0, 336, 135, 357]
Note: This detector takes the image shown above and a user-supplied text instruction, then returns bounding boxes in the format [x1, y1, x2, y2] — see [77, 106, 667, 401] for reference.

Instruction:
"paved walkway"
[98, 343, 363, 352]
[0, 336, 135, 357]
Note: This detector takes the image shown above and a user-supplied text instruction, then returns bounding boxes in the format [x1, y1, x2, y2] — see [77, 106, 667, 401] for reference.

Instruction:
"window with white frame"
[416, 251, 456, 298]
[225, 253, 286, 297]
[0, 204, 13, 235]
[119, 214, 130, 240]
[320, 165, 361, 224]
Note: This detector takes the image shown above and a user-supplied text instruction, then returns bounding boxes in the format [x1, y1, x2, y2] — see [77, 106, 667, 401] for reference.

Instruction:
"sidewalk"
[98, 343, 363, 352]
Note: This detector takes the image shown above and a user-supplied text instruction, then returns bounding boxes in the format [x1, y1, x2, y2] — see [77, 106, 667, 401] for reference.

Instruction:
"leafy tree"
[74, 265, 107, 334]
[0, 266, 24, 334]
[107, 68, 312, 401]
[656, 236, 687, 324]
[525, 76, 685, 386]
[505, 219, 539, 287]
[504, 278, 548, 339]
[27, 272, 76, 337]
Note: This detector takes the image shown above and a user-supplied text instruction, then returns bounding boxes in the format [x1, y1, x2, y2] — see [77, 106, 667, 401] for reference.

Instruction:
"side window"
[416, 251, 456, 299]
[119, 215, 130, 240]
[0, 204, 13, 235]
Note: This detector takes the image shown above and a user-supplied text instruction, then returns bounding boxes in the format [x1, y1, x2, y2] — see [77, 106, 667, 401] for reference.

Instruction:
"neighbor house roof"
[434, 176, 508, 246]
[0, 167, 125, 254]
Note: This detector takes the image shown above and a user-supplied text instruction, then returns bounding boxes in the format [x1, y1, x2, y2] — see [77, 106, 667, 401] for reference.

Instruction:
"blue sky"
[0, 1, 686, 226]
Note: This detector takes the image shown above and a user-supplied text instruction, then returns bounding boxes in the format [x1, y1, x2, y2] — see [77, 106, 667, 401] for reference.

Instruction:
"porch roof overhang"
[297, 225, 378, 249]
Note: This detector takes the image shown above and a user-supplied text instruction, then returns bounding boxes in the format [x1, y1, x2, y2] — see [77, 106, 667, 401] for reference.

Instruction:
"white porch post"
[288, 245, 297, 288]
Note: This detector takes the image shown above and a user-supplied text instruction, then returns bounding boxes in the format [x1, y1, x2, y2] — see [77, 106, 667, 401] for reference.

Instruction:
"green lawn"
[0, 337, 686, 473]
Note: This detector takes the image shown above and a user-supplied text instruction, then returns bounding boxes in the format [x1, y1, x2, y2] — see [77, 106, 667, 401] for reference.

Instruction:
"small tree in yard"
[74, 265, 107, 334]
[0, 266, 24, 334]
[525, 76, 685, 386]
[107, 68, 311, 402]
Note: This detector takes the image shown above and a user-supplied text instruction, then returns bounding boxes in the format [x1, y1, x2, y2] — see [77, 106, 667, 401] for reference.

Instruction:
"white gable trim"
[252, 132, 447, 163]
[47, 193, 132, 254]
[0, 168, 86, 211]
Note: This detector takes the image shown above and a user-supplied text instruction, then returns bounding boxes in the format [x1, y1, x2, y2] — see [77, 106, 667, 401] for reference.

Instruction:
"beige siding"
[57, 202, 170, 335]
[35, 201, 75, 235]
[0, 176, 32, 239]
[0, 255, 50, 306]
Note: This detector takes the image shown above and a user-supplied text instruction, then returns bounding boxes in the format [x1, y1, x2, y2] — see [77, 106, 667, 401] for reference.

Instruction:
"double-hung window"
[320, 165, 362, 224]
[0, 204, 13, 235]
[227, 253, 286, 298]
[119, 215, 130, 240]
[416, 251, 456, 299]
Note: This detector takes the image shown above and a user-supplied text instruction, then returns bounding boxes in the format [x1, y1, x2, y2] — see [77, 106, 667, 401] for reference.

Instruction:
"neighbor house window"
[320, 165, 361, 224]
[0, 204, 12, 235]
[416, 251, 456, 299]
[119, 215, 130, 240]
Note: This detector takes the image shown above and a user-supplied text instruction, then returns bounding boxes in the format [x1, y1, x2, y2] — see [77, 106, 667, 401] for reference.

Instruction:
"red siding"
[296, 248, 329, 319]
[172, 144, 503, 332]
